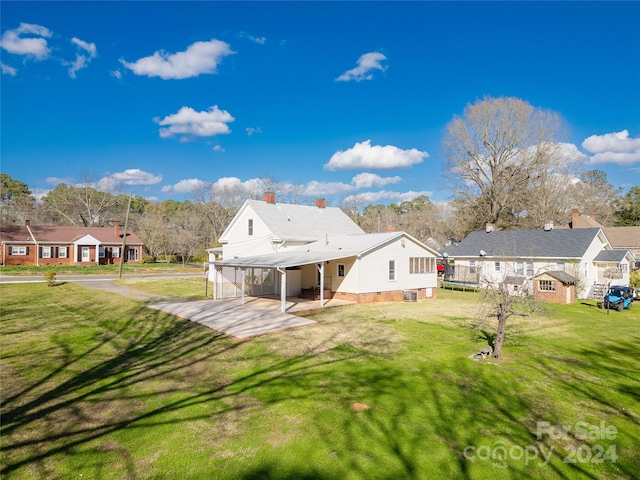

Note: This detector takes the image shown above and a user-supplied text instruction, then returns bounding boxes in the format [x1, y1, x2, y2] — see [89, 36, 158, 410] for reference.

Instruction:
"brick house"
[533, 271, 577, 304]
[0, 221, 144, 266]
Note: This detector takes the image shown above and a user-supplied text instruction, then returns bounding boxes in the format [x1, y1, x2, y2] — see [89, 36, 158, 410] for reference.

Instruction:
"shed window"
[539, 280, 556, 291]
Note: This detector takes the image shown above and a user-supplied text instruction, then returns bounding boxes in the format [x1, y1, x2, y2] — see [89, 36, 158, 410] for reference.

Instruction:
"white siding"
[221, 206, 276, 259]
[355, 237, 437, 293]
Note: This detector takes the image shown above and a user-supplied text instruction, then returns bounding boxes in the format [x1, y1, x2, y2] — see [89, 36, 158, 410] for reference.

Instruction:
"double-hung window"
[248, 219, 254, 236]
[41, 246, 52, 258]
[388, 260, 396, 281]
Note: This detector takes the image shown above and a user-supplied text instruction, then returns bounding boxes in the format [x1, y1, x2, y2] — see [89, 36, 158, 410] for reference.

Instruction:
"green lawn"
[1, 282, 638, 479]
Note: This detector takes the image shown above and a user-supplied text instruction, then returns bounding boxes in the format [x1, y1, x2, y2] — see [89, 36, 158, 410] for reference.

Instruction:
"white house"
[442, 226, 634, 299]
[209, 194, 440, 311]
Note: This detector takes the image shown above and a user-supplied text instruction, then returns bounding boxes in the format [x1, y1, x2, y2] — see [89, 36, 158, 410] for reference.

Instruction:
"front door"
[81, 247, 90, 262]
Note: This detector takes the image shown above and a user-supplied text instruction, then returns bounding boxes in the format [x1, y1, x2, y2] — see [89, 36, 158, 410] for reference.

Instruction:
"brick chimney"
[386, 226, 396, 232]
[263, 192, 276, 204]
[114, 221, 120, 237]
[571, 208, 579, 228]
[25, 219, 31, 226]
[315, 198, 326, 209]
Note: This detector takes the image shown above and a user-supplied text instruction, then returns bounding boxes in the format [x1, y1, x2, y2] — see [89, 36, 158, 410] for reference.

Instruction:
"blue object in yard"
[602, 285, 634, 312]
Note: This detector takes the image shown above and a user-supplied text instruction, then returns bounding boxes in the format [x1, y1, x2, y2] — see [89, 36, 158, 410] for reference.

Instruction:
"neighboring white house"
[209, 193, 440, 311]
[442, 226, 634, 299]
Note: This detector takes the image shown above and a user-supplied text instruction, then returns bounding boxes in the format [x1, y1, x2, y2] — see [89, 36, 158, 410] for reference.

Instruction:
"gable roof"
[602, 226, 640, 251]
[593, 249, 632, 263]
[536, 270, 577, 285]
[215, 231, 438, 268]
[443, 228, 606, 259]
[570, 213, 602, 229]
[0, 224, 143, 245]
[220, 199, 364, 243]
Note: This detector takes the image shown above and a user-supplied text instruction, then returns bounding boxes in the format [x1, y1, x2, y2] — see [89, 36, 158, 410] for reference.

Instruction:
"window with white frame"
[10, 246, 27, 255]
[388, 259, 396, 281]
[469, 260, 476, 274]
[619, 264, 628, 274]
[337, 264, 345, 277]
[112, 247, 120, 258]
[127, 248, 138, 262]
[539, 280, 556, 291]
[409, 257, 435, 274]
[526, 262, 534, 276]
[248, 218, 254, 236]
[494, 261, 501, 272]
[58, 246, 68, 258]
[41, 246, 52, 258]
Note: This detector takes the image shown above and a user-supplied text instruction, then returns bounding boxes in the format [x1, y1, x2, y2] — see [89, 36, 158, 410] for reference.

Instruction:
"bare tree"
[42, 173, 123, 227]
[569, 170, 622, 226]
[191, 182, 245, 244]
[443, 96, 565, 230]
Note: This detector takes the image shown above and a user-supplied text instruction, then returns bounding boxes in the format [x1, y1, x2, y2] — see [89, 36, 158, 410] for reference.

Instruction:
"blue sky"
[2, 1, 639, 206]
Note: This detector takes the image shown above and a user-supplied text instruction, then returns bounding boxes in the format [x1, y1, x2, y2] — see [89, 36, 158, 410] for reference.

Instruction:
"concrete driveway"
[148, 296, 318, 339]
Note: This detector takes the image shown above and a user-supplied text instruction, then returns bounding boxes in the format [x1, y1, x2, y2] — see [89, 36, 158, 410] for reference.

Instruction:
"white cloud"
[552, 142, 588, 166]
[352, 172, 401, 189]
[303, 180, 355, 196]
[121, 39, 234, 79]
[96, 169, 162, 191]
[238, 32, 266, 45]
[325, 140, 428, 171]
[246, 126, 263, 136]
[155, 105, 235, 139]
[163, 178, 206, 194]
[582, 130, 640, 165]
[111, 69, 122, 79]
[343, 190, 432, 205]
[336, 52, 387, 82]
[1, 62, 17, 76]
[65, 37, 97, 78]
[213, 145, 225, 152]
[0, 23, 52, 59]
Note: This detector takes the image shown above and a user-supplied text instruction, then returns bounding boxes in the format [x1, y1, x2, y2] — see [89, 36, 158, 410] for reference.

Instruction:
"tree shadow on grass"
[0, 285, 371, 478]
[529, 336, 640, 480]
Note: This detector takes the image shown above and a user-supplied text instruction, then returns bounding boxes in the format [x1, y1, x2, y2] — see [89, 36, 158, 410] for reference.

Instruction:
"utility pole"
[118, 193, 133, 279]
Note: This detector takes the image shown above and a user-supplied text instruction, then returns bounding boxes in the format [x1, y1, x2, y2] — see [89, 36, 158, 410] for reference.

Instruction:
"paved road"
[0, 273, 203, 284]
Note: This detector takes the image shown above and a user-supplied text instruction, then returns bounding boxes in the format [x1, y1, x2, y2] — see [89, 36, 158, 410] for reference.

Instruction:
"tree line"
[2, 96, 639, 263]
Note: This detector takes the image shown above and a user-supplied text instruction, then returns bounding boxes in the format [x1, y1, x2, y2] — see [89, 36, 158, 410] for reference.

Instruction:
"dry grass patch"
[265, 314, 403, 357]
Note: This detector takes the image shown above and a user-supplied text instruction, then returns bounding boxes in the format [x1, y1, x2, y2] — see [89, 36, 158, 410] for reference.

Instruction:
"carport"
[210, 249, 358, 313]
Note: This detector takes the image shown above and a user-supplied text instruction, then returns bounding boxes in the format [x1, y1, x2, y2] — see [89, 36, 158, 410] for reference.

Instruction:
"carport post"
[212, 266, 217, 300]
[277, 267, 286, 313]
[241, 268, 246, 304]
[317, 263, 325, 309]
